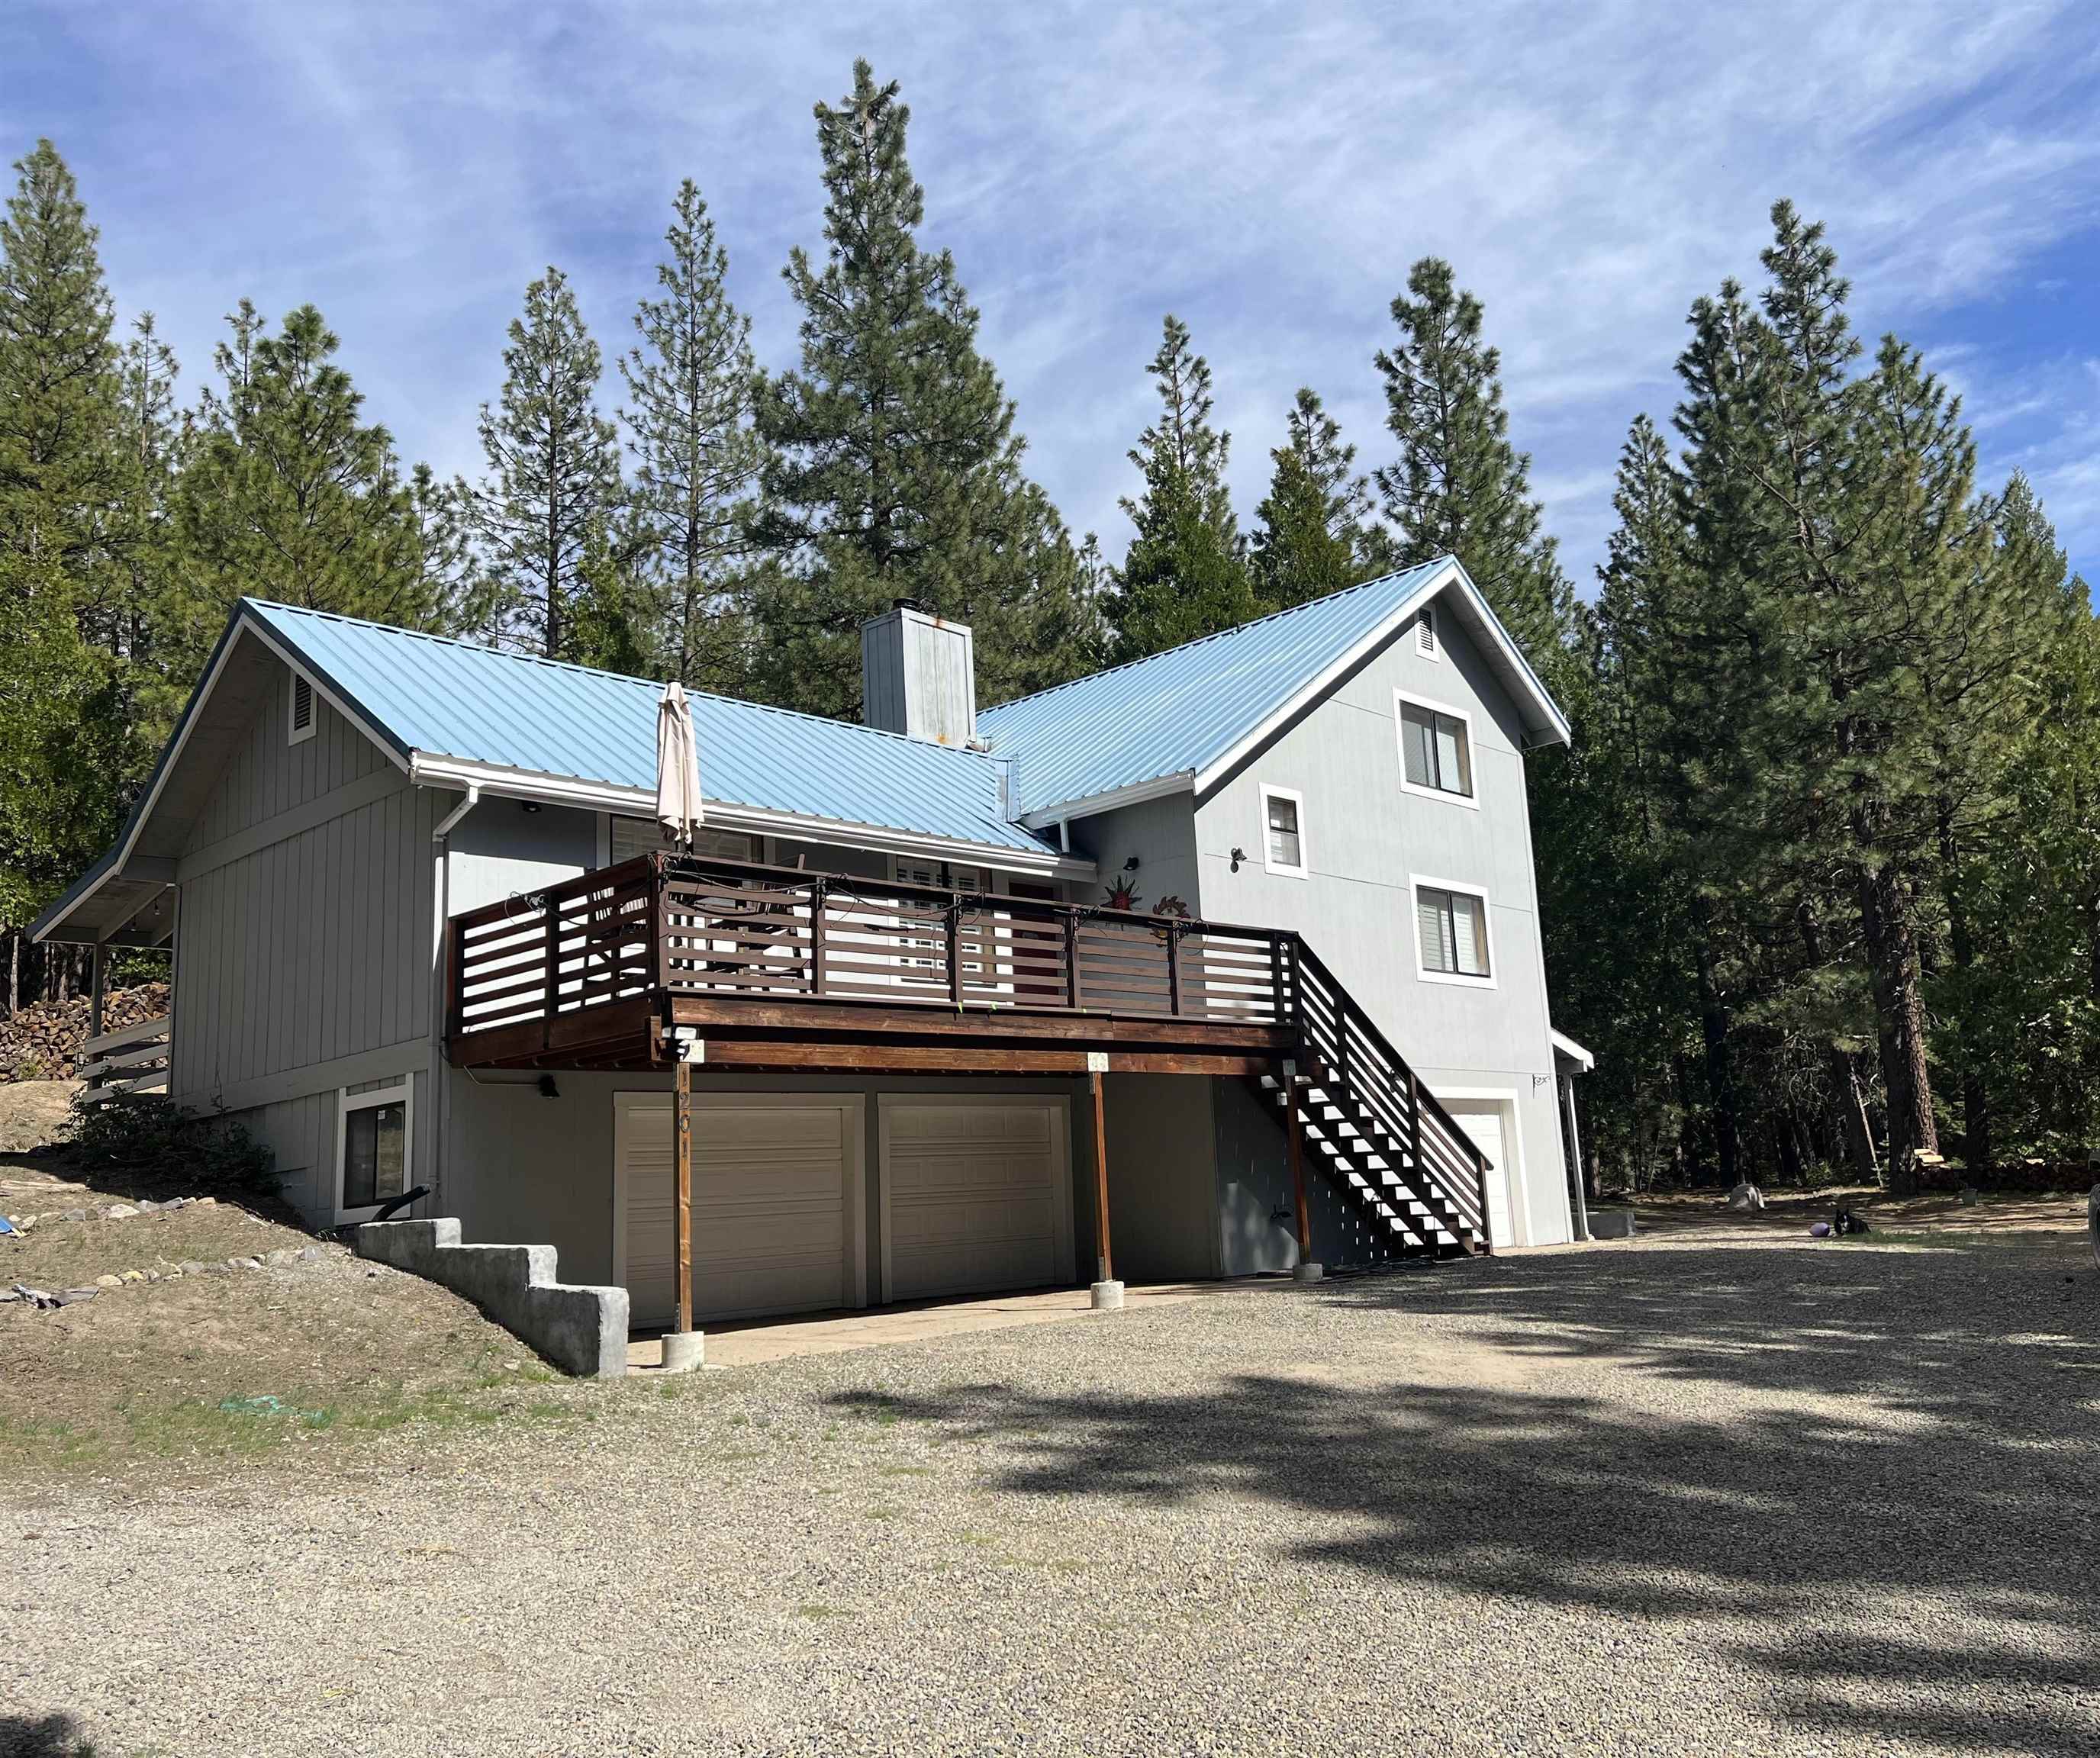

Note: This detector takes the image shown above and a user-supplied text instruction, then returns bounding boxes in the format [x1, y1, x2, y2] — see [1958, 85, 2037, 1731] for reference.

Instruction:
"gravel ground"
[5, 1235, 2098, 1757]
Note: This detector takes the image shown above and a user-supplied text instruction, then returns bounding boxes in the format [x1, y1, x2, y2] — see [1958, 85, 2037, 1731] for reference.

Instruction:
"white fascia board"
[237, 616, 414, 775]
[1016, 770, 1196, 831]
[1192, 559, 1571, 796]
[1193, 562, 1449, 794]
[33, 613, 286, 942]
[407, 754, 1098, 881]
[1551, 1029, 1595, 1072]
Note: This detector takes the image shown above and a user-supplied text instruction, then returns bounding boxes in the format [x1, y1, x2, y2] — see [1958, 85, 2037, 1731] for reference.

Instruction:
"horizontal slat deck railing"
[446, 852, 1491, 1241]
[78, 1014, 172, 1106]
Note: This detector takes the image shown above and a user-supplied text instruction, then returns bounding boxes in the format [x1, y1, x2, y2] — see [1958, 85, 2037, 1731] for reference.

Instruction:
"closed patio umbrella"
[655, 681, 705, 848]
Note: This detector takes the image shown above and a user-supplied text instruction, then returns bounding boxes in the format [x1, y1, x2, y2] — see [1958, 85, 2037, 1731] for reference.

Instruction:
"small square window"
[1399, 697, 1474, 800]
[1259, 787, 1306, 877]
[1416, 884, 1491, 980]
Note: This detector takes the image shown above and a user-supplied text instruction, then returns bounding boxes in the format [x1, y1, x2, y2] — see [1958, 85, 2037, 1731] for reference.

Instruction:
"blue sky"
[7, 2, 2098, 599]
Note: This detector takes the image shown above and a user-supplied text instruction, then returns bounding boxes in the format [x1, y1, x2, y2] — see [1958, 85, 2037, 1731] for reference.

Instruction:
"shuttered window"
[1416, 885, 1490, 979]
[1399, 700, 1473, 797]
[610, 816, 759, 866]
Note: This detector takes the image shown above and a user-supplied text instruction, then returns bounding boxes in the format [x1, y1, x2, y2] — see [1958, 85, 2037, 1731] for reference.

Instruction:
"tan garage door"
[614, 1093, 864, 1327]
[881, 1097, 1071, 1302]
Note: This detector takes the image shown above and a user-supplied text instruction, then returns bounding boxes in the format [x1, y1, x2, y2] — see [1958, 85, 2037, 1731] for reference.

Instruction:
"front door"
[1448, 1103, 1518, 1248]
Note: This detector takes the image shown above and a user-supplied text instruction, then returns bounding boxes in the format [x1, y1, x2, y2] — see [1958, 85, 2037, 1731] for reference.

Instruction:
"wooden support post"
[89, 941, 106, 1042]
[1165, 922, 1182, 1016]
[807, 878, 827, 996]
[1089, 1070, 1113, 1284]
[1064, 913, 1081, 1010]
[945, 900, 963, 1007]
[674, 1054, 694, 1334]
[1287, 1067, 1312, 1261]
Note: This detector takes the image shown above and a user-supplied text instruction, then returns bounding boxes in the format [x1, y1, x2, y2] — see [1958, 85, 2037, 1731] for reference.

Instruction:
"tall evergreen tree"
[1374, 258, 1573, 684]
[475, 266, 623, 662]
[620, 179, 766, 693]
[166, 302, 439, 700]
[1250, 387, 1390, 610]
[1109, 314, 1255, 658]
[0, 140, 135, 981]
[753, 60, 1087, 715]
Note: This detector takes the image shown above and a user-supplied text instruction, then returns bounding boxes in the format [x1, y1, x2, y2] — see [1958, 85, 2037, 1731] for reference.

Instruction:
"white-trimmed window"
[1412, 878, 1494, 986]
[1396, 691, 1476, 805]
[610, 815, 760, 866]
[1259, 785, 1307, 878]
[287, 671, 317, 745]
[337, 1080, 411, 1220]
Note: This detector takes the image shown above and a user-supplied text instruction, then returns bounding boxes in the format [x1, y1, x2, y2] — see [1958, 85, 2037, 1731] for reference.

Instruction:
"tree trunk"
[1935, 806, 1991, 1172]
[1857, 858, 1937, 1183]
[1828, 1048, 1879, 1182]
[1693, 927, 1741, 1189]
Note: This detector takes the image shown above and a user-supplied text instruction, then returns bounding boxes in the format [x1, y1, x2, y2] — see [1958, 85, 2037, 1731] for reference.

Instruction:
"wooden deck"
[445, 852, 1300, 1077]
[442, 852, 1498, 1305]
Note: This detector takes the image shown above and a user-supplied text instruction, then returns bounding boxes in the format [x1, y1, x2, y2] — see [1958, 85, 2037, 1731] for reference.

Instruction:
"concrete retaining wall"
[356, 1218, 628, 1379]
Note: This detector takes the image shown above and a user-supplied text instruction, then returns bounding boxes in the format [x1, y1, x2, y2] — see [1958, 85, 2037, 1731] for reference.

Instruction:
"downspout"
[427, 785, 481, 1222]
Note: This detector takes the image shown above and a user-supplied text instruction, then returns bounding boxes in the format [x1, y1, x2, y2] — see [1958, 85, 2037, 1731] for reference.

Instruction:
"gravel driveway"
[7, 1235, 2097, 1757]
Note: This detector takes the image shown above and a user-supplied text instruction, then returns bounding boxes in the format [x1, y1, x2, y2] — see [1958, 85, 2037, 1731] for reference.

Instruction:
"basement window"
[337, 1080, 411, 1220]
[288, 671, 316, 745]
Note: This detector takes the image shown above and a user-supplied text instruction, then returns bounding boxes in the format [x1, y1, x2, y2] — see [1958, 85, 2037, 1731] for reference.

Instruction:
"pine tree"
[475, 266, 623, 662]
[166, 302, 436, 693]
[1109, 314, 1255, 658]
[1374, 258, 1573, 683]
[1250, 388, 1390, 610]
[0, 140, 120, 597]
[0, 140, 134, 968]
[753, 60, 1085, 716]
[620, 179, 766, 693]
[1924, 474, 2073, 1169]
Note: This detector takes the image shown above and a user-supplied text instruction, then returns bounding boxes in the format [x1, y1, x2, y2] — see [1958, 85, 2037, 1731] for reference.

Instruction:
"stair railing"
[1289, 940, 1493, 1248]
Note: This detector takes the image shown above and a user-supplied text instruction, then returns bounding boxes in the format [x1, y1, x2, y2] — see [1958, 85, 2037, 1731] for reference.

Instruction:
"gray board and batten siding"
[170, 662, 442, 1221]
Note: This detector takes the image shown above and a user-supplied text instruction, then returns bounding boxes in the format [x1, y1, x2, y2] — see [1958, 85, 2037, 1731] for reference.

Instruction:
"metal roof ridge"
[977, 556, 1454, 723]
[241, 597, 1009, 770]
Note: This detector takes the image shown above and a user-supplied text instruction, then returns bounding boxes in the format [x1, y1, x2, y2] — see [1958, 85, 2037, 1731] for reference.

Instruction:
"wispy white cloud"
[5, 0, 2098, 592]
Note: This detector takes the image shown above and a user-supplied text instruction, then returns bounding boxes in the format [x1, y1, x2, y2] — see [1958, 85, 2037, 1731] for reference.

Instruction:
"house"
[34, 555, 1590, 1334]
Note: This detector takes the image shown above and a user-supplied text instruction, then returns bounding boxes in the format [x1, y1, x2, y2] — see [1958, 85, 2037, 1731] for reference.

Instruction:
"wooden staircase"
[1255, 940, 1496, 1261]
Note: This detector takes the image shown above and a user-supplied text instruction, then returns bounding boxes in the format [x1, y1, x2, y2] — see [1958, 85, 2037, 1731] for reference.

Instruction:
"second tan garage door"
[879, 1096, 1072, 1302]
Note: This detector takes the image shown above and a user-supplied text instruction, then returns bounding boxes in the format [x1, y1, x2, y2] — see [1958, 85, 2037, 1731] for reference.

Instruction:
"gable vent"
[288, 671, 316, 745]
[1416, 607, 1438, 658]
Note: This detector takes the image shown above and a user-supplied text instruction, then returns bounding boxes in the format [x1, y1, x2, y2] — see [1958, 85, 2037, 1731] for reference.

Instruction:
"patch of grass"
[880, 1463, 933, 1478]
[0, 1250, 560, 1484]
[796, 1602, 839, 1621]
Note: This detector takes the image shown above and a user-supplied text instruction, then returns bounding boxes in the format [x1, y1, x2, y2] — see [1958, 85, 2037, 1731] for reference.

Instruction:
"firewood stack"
[0, 983, 171, 1083]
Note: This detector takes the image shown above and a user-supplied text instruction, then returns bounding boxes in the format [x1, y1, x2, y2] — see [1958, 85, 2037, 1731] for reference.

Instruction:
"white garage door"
[614, 1094, 864, 1327]
[881, 1098, 1071, 1302]
[1448, 1104, 1517, 1249]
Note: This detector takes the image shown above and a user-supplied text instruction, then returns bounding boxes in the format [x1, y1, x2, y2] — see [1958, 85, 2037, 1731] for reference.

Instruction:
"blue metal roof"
[979, 559, 1453, 816]
[245, 601, 1056, 855]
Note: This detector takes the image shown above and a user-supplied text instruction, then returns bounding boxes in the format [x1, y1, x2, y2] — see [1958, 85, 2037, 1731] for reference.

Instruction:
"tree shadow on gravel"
[0, 1714, 98, 1758]
[830, 1243, 2100, 1753]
